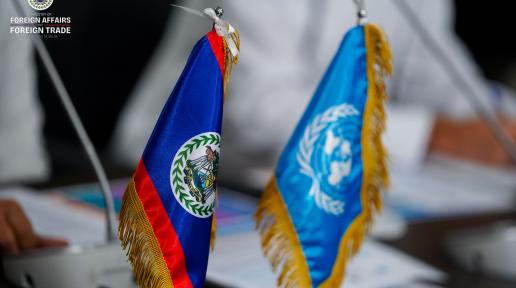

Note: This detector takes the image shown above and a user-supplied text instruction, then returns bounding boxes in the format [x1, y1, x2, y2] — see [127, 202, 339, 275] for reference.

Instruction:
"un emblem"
[28, 0, 54, 10]
[170, 132, 220, 218]
[297, 104, 360, 216]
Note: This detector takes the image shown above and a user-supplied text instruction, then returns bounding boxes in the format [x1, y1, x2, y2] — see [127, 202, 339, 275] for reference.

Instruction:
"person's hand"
[0, 199, 68, 254]
[428, 117, 516, 166]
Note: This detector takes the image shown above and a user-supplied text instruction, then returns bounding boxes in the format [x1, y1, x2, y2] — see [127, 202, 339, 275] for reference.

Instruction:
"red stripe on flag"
[133, 161, 193, 288]
[206, 29, 225, 75]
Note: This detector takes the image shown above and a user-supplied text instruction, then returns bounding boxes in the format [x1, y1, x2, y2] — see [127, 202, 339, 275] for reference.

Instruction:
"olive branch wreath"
[171, 133, 220, 217]
[296, 103, 359, 216]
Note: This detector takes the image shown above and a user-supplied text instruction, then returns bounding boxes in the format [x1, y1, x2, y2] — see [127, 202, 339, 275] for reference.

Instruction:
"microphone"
[392, 0, 516, 163]
[9, 0, 117, 243]
[2, 1, 132, 287]
[393, 0, 516, 281]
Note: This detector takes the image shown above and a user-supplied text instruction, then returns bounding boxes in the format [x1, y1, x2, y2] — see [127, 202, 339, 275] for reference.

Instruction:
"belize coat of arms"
[170, 132, 220, 218]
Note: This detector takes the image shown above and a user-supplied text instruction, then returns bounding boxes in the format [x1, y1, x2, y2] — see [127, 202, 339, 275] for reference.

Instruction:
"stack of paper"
[387, 157, 516, 220]
[207, 232, 445, 288]
[0, 186, 446, 288]
[0, 187, 105, 245]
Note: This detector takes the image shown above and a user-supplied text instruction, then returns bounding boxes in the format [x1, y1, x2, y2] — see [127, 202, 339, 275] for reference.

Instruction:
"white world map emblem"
[170, 132, 220, 218]
[297, 104, 360, 216]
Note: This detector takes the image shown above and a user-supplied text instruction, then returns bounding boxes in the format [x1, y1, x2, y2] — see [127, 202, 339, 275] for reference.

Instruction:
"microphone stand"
[2, 1, 132, 287]
[394, 0, 516, 281]
[9, 0, 117, 243]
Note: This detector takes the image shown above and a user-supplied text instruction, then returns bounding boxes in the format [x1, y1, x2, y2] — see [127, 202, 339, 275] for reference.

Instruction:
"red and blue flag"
[119, 11, 239, 288]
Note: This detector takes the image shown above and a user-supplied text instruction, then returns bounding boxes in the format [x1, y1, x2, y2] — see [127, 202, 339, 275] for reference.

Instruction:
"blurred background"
[32, 0, 170, 184]
[1, 0, 516, 288]
[27, 0, 516, 186]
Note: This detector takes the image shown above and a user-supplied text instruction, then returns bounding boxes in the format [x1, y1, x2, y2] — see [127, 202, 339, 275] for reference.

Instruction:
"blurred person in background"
[1, 0, 516, 252]
[0, 1, 48, 185]
[0, 0, 168, 253]
[0, 0, 66, 253]
[111, 0, 516, 190]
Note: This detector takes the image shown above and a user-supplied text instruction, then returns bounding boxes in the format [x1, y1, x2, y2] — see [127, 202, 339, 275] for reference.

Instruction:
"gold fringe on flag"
[222, 27, 240, 98]
[320, 23, 392, 288]
[212, 27, 240, 246]
[255, 180, 312, 288]
[255, 23, 392, 288]
[118, 180, 174, 288]
[210, 177, 221, 250]
[210, 207, 217, 250]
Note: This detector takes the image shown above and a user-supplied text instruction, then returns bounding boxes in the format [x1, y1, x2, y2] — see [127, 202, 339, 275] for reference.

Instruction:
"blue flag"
[256, 23, 392, 287]
[119, 25, 239, 288]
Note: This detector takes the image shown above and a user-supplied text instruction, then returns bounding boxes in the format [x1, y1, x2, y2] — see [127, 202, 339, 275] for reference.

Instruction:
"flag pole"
[354, 0, 368, 25]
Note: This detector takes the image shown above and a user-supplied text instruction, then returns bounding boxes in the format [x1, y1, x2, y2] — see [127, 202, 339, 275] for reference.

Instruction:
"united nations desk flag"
[118, 8, 239, 288]
[255, 23, 392, 287]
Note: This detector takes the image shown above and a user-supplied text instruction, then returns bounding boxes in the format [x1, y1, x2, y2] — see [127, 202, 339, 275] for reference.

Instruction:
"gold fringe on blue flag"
[255, 23, 392, 287]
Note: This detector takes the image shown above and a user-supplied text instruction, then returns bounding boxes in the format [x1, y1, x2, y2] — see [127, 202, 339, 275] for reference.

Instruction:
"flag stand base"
[446, 221, 516, 282]
[2, 242, 133, 288]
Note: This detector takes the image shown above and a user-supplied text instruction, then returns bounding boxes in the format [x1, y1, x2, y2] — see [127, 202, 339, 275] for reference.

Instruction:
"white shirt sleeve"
[109, 7, 208, 166]
[0, 1, 49, 183]
[111, 0, 509, 185]
[381, 0, 509, 167]
[383, 105, 434, 168]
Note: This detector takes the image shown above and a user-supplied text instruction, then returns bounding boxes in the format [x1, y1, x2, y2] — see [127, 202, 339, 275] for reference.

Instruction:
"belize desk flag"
[118, 7, 239, 288]
[255, 6, 393, 288]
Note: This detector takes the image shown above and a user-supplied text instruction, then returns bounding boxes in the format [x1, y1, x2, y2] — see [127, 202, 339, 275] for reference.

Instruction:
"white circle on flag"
[170, 132, 220, 218]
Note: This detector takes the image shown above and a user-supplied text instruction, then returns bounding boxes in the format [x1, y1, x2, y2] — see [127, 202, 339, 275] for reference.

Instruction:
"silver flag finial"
[353, 0, 367, 25]
[215, 6, 224, 17]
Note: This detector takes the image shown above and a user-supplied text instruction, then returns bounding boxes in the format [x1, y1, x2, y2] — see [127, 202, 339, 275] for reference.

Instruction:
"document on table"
[0, 187, 105, 245]
[0, 186, 445, 288]
[386, 157, 516, 221]
[207, 232, 445, 288]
